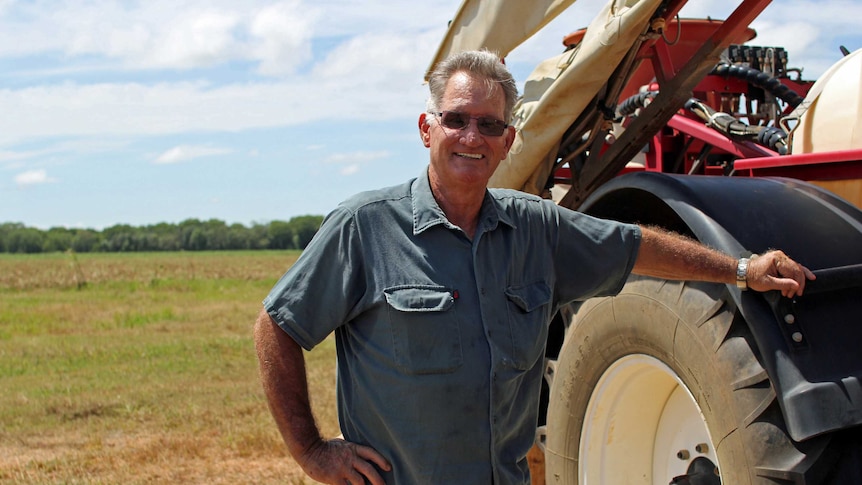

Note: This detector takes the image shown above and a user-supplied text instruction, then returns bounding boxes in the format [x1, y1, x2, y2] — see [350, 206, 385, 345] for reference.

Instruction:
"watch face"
[736, 258, 749, 289]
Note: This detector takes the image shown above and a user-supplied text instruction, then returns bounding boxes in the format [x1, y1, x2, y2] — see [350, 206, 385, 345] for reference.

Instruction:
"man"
[254, 50, 814, 485]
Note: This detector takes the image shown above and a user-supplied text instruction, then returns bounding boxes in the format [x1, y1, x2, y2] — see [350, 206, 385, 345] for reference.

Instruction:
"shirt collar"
[411, 167, 517, 236]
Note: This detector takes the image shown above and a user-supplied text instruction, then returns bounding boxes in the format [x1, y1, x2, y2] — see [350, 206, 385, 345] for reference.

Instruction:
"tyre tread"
[545, 275, 840, 484]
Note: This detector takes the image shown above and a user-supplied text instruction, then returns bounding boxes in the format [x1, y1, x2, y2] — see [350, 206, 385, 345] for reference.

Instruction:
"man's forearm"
[254, 308, 392, 484]
[254, 308, 322, 459]
[632, 225, 737, 283]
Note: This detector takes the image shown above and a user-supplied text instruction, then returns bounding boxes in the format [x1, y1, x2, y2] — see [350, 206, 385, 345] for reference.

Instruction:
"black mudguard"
[579, 171, 862, 442]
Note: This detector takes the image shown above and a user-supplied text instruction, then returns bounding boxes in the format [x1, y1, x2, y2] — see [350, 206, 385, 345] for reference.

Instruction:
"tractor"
[428, 0, 862, 483]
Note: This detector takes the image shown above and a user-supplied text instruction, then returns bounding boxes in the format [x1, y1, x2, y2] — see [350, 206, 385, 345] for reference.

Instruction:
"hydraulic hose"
[685, 98, 788, 155]
[710, 64, 804, 108]
[616, 91, 658, 117]
[615, 74, 793, 154]
[756, 126, 789, 155]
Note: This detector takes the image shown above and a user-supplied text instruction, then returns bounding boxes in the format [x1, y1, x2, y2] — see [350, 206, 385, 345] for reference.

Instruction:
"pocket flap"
[505, 282, 551, 313]
[384, 286, 454, 312]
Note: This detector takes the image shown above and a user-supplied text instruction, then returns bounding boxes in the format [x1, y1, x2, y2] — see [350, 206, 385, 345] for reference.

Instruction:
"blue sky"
[3, 0, 860, 230]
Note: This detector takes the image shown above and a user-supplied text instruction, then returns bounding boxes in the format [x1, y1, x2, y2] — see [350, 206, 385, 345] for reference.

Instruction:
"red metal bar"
[667, 114, 777, 159]
[735, 149, 862, 180]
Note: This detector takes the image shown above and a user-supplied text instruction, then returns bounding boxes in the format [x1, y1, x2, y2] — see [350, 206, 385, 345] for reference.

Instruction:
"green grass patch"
[0, 251, 335, 484]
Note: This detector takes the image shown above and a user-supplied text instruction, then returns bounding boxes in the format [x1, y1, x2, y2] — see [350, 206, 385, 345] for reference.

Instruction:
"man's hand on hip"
[299, 438, 391, 485]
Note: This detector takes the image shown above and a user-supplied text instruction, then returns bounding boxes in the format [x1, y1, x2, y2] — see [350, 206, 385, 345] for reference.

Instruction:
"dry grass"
[0, 251, 338, 484]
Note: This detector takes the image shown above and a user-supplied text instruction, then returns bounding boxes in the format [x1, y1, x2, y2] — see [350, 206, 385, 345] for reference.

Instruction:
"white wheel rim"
[579, 354, 720, 484]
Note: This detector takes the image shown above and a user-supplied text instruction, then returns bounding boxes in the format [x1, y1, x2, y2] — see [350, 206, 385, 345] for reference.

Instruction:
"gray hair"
[426, 50, 519, 124]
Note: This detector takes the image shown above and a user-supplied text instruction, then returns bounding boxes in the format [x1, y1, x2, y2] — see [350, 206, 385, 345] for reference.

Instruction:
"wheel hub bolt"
[677, 449, 690, 460]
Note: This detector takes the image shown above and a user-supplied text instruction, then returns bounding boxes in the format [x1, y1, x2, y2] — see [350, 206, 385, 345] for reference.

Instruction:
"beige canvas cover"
[425, 0, 577, 81]
[428, 0, 662, 194]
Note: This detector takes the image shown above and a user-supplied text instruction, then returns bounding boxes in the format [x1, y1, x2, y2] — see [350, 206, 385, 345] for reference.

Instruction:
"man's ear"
[418, 113, 432, 148]
[503, 125, 516, 152]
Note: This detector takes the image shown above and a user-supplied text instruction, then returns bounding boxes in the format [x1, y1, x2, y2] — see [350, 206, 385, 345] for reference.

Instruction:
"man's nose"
[459, 120, 484, 146]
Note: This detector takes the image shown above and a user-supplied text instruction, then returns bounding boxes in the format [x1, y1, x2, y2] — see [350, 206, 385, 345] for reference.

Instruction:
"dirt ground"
[3, 437, 551, 484]
[0, 433, 313, 485]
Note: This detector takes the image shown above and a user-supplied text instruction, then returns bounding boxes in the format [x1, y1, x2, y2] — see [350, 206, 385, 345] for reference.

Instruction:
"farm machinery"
[428, 0, 862, 483]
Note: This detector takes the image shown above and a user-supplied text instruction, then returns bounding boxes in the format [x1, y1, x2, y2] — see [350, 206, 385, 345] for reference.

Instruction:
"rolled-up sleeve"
[552, 206, 642, 304]
[263, 206, 365, 350]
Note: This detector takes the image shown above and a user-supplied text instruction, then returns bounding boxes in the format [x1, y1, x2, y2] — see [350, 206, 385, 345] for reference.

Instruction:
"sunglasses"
[431, 111, 509, 137]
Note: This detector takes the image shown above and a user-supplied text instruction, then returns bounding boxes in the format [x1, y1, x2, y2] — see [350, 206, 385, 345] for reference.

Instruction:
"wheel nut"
[677, 449, 690, 460]
[695, 443, 709, 454]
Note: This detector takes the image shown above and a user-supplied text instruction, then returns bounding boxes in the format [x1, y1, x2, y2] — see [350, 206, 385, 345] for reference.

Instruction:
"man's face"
[419, 71, 515, 192]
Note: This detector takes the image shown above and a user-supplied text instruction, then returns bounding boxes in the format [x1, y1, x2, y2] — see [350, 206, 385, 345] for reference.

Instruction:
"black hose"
[685, 98, 789, 155]
[757, 126, 789, 155]
[617, 91, 657, 117]
[710, 64, 804, 108]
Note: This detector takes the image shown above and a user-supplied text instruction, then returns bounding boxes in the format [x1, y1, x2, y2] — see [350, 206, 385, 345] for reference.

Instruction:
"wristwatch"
[736, 258, 750, 290]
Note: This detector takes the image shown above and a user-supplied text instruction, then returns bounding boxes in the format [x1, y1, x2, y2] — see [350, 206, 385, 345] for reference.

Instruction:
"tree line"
[0, 216, 325, 254]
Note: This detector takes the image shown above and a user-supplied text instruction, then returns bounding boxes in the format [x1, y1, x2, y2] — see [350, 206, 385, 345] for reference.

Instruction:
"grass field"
[0, 251, 338, 484]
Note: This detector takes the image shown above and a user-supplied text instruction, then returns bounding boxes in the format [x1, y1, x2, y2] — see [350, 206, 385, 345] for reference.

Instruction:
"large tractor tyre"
[544, 275, 854, 484]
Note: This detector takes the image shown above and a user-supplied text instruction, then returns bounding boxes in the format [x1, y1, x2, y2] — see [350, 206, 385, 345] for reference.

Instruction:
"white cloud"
[323, 150, 390, 164]
[0, 0, 321, 72]
[323, 150, 390, 176]
[0, 148, 39, 164]
[340, 164, 360, 176]
[0, 139, 131, 173]
[314, 33, 427, 80]
[0, 0, 855, 147]
[145, 9, 240, 69]
[0, 74, 431, 144]
[250, 0, 319, 76]
[15, 168, 54, 186]
[153, 145, 232, 164]
[0, 1, 457, 145]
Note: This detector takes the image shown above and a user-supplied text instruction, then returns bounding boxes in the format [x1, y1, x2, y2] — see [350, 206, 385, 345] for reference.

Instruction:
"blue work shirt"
[264, 168, 641, 484]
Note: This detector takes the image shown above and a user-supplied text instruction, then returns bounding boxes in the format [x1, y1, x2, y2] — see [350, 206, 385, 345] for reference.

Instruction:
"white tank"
[790, 48, 862, 153]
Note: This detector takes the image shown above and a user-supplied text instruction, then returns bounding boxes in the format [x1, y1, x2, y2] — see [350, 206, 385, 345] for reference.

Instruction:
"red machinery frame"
[552, 0, 861, 205]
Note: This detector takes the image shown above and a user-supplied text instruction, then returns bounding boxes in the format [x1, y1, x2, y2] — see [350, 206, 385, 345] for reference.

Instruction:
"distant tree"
[203, 219, 229, 250]
[268, 221, 295, 249]
[0, 222, 25, 252]
[6, 226, 45, 253]
[42, 227, 75, 252]
[0, 217, 324, 253]
[178, 219, 203, 250]
[227, 223, 252, 249]
[148, 222, 181, 251]
[102, 224, 137, 252]
[289, 215, 324, 249]
[71, 230, 101, 252]
[249, 222, 270, 250]
[188, 228, 207, 251]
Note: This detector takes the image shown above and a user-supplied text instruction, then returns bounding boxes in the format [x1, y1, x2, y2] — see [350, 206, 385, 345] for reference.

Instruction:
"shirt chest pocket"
[504, 281, 552, 370]
[384, 286, 462, 375]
